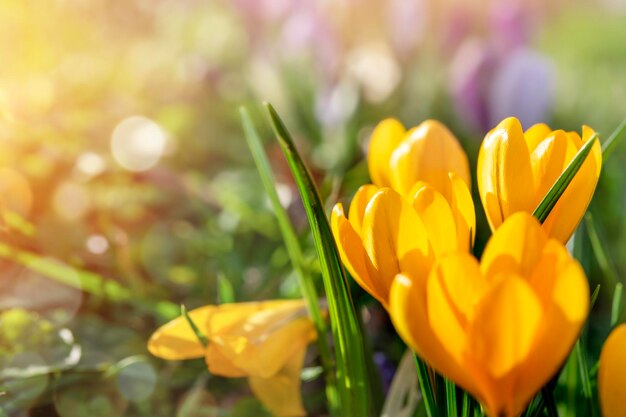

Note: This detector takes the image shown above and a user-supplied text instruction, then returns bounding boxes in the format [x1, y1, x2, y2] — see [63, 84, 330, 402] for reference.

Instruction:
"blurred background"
[1, 0, 625, 415]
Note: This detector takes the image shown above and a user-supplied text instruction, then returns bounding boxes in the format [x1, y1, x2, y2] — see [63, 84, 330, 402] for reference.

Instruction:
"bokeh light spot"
[53, 181, 91, 222]
[86, 234, 109, 255]
[111, 116, 168, 172]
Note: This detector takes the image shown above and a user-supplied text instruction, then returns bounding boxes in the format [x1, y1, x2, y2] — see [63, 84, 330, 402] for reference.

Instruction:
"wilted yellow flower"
[389, 212, 589, 417]
[599, 323, 626, 417]
[477, 117, 602, 243]
[367, 118, 471, 200]
[331, 172, 475, 307]
[148, 300, 317, 417]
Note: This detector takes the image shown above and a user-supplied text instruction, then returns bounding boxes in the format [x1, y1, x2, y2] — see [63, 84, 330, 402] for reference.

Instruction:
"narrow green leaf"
[611, 283, 623, 327]
[414, 354, 438, 417]
[445, 378, 457, 416]
[575, 340, 596, 417]
[585, 213, 620, 287]
[601, 119, 626, 160]
[240, 107, 339, 416]
[181, 305, 208, 348]
[461, 392, 472, 417]
[532, 134, 598, 223]
[265, 103, 371, 416]
[591, 284, 601, 310]
[217, 272, 235, 304]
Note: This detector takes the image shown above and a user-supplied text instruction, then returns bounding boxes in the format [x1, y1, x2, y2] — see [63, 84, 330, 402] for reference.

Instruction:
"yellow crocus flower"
[477, 117, 602, 243]
[599, 323, 626, 417]
[367, 118, 471, 200]
[148, 299, 317, 417]
[331, 172, 475, 307]
[389, 212, 589, 417]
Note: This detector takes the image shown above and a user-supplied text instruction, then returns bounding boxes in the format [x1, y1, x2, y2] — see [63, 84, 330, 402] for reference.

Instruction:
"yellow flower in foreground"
[599, 323, 626, 417]
[478, 117, 601, 243]
[331, 173, 475, 307]
[390, 212, 589, 417]
[148, 300, 317, 417]
[367, 118, 471, 200]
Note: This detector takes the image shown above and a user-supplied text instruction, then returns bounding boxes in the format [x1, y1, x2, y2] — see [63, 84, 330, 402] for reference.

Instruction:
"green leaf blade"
[264, 103, 372, 416]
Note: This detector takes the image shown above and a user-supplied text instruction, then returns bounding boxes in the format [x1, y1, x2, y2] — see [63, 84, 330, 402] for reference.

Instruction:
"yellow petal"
[205, 345, 247, 377]
[367, 118, 406, 187]
[540, 127, 602, 242]
[347, 184, 379, 235]
[249, 346, 308, 417]
[448, 172, 476, 251]
[480, 212, 547, 280]
[331, 203, 387, 305]
[524, 123, 552, 153]
[361, 189, 433, 301]
[411, 183, 458, 256]
[389, 273, 478, 397]
[426, 253, 487, 362]
[210, 302, 316, 379]
[513, 241, 589, 414]
[478, 117, 535, 232]
[530, 130, 576, 209]
[468, 275, 542, 379]
[599, 324, 626, 417]
[389, 120, 470, 199]
[147, 305, 215, 360]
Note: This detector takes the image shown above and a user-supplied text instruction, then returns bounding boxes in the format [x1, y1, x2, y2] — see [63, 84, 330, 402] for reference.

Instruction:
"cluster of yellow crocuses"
[147, 116, 625, 417]
[331, 117, 603, 416]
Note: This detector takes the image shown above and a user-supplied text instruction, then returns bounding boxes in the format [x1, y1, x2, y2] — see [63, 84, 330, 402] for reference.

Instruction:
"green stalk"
[265, 103, 371, 416]
[240, 108, 339, 416]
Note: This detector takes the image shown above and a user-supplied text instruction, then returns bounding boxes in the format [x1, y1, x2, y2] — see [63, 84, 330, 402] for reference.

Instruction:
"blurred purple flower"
[449, 2, 554, 133]
[488, 48, 554, 128]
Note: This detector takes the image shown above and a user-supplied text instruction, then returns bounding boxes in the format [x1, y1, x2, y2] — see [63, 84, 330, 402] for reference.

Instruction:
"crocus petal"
[249, 347, 308, 417]
[211, 302, 316, 379]
[331, 203, 386, 304]
[524, 123, 552, 153]
[411, 183, 458, 256]
[467, 275, 542, 417]
[540, 127, 601, 242]
[480, 211, 547, 280]
[347, 184, 380, 235]
[426, 253, 487, 362]
[477, 117, 535, 231]
[389, 273, 478, 396]
[205, 345, 247, 378]
[367, 118, 406, 187]
[361, 188, 433, 301]
[514, 240, 589, 414]
[389, 120, 471, 199]
[448, 172, 476, 251]
[599, 324, 626, 417]
[147, 306, 215, 360]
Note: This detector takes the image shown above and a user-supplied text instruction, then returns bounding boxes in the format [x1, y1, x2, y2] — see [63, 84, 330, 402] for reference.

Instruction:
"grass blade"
[265, 103, 371, 416]
[414, 354, 438, 417]
[532, 134, 598, 223]
[217, 272, 235, 304]
[575, 339, 597, 417]
[240, 107, 339, 416]
[445, 378, 457, 416]
[611, 283, 623, 327]
[585, 213, 620, 287]
[181, 304, 209, 347]
[601, 119, 626, 160]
